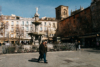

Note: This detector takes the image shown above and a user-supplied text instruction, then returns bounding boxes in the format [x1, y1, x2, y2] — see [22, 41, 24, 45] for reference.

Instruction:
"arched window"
[64, 9, 67, 15]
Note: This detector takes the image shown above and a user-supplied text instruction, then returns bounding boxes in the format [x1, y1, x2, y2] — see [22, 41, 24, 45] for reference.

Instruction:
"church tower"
[55, 5, 69, 21]
[55, 5, 69, 37]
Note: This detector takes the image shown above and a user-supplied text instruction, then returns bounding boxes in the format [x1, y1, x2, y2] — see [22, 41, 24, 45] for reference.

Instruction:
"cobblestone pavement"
[0, 49, 100, 67]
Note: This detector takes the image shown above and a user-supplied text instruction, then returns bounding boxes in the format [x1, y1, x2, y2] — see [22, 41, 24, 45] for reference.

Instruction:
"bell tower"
[55, 5, 69, 21]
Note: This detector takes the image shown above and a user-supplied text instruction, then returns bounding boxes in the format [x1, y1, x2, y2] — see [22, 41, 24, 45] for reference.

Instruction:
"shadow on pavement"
[64, 59, 73, 63]
[28, 58, 38, 62]
[28, 58, 45, 63]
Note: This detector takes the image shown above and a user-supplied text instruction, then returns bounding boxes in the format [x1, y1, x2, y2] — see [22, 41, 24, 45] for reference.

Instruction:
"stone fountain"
[28, 7, 44, 46]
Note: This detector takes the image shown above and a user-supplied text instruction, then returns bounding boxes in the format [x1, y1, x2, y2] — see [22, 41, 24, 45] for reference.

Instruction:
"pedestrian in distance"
[75, 40, 78, 51]
[38, 41, 48, 63]
[78, 41, 81, 50]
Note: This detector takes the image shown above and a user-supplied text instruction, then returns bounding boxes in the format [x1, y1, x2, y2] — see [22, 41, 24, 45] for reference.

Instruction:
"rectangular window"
[31, 27, 33, 31]
[16, 28, 18, 32]
[45, 22, 46, 25]
[22, 21, 24, 25]
[26, 34, 29, 37]
[40, 27, 42, 31]
[53, 23, 55, 27]
[11, 27, 14, 31]
[16, 33, 18, 37]
[5, 22, 9, 29]
[44, 27, 47, 30]
[16, 21, 19, 25]
[11, 21, 14, 25]
[22, 27, 24, 30]
[26, 27, 29, 31]
[26, 21, 28, 25]
[49, 23, 51, 26]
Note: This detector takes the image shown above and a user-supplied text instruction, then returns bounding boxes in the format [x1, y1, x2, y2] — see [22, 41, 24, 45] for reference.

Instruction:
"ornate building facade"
[0, 14, 34, 44]
[39, 17, 57, 42]
[0, 14, 57, 43]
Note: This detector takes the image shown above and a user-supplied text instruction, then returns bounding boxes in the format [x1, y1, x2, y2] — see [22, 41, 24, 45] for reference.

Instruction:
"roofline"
[60, 6, 90, 22]
[55, 5, 68, 9]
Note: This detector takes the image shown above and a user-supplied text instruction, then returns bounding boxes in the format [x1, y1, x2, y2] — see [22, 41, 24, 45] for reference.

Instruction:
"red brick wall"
[57, 7, 92, 37]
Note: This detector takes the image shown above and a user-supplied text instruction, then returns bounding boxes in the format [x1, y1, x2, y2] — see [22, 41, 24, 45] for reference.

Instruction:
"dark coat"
[45, 46, 47, 54]
[39, 44, 46, 55]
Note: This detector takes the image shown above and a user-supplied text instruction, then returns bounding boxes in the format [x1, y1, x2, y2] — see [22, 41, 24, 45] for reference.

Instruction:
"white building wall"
[38, 20, 57, 40]
[2, 17, 34, 41]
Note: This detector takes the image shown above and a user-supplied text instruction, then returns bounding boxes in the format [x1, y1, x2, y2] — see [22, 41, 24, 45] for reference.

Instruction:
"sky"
[0, 0, 92, 18]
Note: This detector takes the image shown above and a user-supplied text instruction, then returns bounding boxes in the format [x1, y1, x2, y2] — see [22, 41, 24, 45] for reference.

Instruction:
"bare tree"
[16, 26, 24, 44]
[0, 6, 6, 42]
[0, 6, 3, 31]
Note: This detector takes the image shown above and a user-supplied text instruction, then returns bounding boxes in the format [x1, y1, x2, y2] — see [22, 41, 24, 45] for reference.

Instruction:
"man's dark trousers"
[38, 54, 43, 61]
[38, 53, 46, 62]
[43, 53, 46, 62]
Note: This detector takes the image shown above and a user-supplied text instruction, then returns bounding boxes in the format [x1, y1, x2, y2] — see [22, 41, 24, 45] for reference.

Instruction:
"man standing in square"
[38, 41, 48, 63]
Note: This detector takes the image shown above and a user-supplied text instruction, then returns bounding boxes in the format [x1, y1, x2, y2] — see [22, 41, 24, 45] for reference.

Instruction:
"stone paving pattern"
[0, 49, 100, 67]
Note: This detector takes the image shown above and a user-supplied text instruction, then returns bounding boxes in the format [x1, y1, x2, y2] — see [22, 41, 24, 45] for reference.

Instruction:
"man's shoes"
[44, 62, 48, 63]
